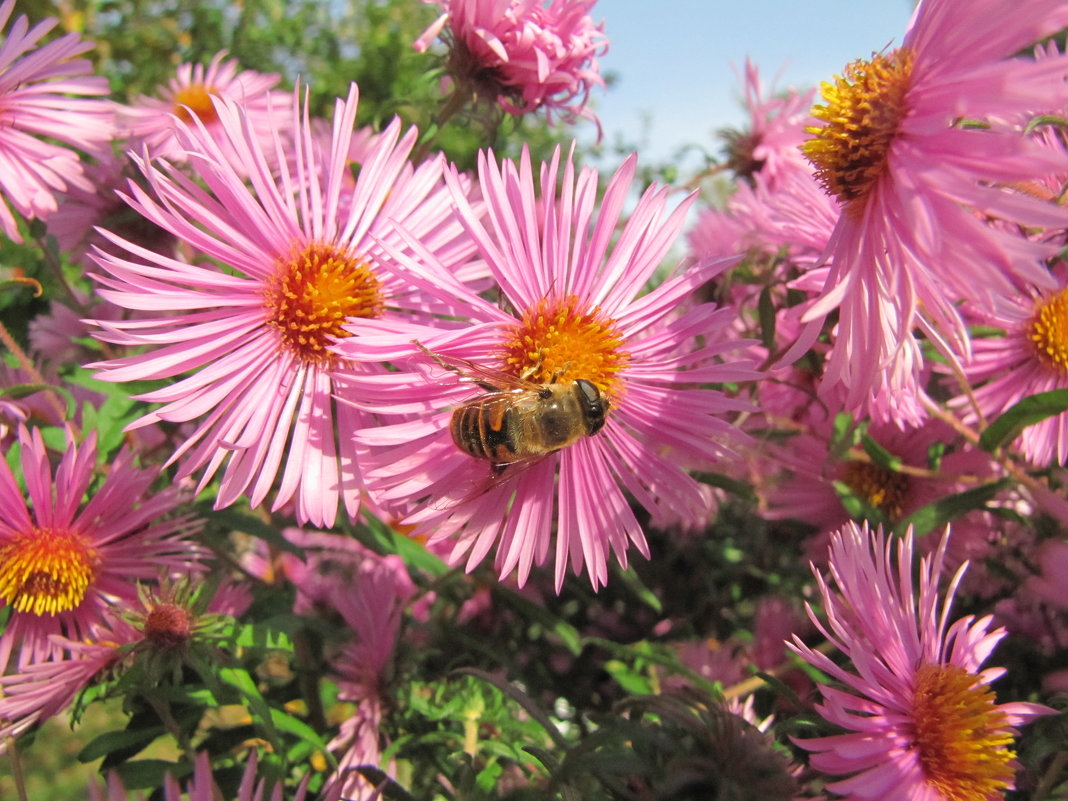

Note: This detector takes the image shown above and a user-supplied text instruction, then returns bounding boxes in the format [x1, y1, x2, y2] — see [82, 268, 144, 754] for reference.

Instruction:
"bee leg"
[412, 340, 454, 372]
[549, 360, 573, 383]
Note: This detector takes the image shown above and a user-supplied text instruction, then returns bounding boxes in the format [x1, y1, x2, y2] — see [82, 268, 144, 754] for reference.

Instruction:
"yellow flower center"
[802, 49, 913, 211]
[172, 84, 219, 124]
[264, 242, 384, 366]
[911, 663, 1016, 800]
[838, 460, 910, 521]
[0, 527, 100, 616]
[500, 295, 629, 399]
[1029, 286, 1068, 375]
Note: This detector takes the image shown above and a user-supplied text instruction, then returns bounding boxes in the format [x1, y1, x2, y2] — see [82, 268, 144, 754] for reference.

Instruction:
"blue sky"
[589, 0, 915, 162]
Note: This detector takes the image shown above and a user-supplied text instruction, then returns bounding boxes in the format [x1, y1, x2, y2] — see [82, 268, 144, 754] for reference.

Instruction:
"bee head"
[573, 379, 608, 436]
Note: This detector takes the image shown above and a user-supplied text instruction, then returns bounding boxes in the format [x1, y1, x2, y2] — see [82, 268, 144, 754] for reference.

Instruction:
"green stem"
[4, 738, 29, 801]
[34, 234, 90, 317]
[1033, 747, 1068, 800]
[144, 692, 199, 768]
[0, 319, 70, 427]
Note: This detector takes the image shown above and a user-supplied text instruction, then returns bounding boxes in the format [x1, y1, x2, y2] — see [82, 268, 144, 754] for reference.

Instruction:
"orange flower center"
[1029, 286, 1068, 375]
[172, 84, 219, 124]
[499, 295, 629, 400]
[0, 527, 100, 616]
[802, 48, 913, 211]
[911, 663, 1016, 800]
[838, 460, 911, 521]
[263, 242, 384, 366]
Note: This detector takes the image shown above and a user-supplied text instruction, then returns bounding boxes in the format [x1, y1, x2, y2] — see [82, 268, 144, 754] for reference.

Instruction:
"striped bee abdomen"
[450, 399, 518, 461]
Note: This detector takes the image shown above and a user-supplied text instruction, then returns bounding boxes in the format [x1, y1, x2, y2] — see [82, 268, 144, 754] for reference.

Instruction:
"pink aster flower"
[1024, 538, 1068, 611]
[267, 528, 415, 797]
[789, 521, 1052, 801]
[88, 84, 477, 527]
[43, 152, 127, 262]
[118, 51, 288, 163]
[766, 415, 1000, 549]
[0, 426, 204, 670]
[45, 151, 178, 269]
[719, 58, 815, 188]
[322, 549, 416, 799]
[953, 264, 1068, 466]
[0, 0, 115, 242]
[414, 0, 607, 128]
[342, 145, 759, 590]
[0, 613, 139, 748]
[690, 155, 837, 269]
[788, 0, 1068, 425]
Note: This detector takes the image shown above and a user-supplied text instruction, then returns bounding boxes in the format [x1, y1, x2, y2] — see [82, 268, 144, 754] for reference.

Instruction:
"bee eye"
[573, 379, 607, 436]
[574, 379, 600, 404]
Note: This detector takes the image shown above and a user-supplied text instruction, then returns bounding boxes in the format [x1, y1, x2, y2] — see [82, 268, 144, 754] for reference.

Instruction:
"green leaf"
[895, 478, 1014, 537]
[694, 470, 756, 502]
[491, 585, 582, 656]
[114, 759, 187, 790]
[452, 668, 570, 750]
[831, 480, 888, 526]
[614, 567, 662, 613]
[978, 389, 1068, 452]
[0, 382, 76, 417]
[218, 667, 281, 749]
[522, 745, 560, 773]
[360, 510, 449, 576]
[829, 411, 861, 460]
[200, 507, 304, 557]
[77, 725, 166, 763]
[232, 619, 297, 652]
[860, 433, 902, 471]
[268, 706, 328, 762]
[602, 659, 653, 695]
[926, 441, 946, 471]
[475, 759, 503, 792]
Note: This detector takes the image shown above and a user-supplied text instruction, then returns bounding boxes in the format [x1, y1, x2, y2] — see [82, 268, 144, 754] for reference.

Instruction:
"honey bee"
[414, 343, 609, 471]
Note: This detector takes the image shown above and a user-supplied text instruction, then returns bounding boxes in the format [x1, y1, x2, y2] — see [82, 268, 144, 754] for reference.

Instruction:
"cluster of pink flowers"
[789, 522, 1053, 800]
[414, 0, 608, 126]
[0, 0, 114, 242]
[4, 0, 1068, 797]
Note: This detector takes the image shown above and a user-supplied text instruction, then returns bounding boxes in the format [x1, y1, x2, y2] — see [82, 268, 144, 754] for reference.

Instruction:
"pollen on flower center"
[802, 48, 913, 210]
[838, 460, 910, 520]
[500, 295, 629, 399]
[1028, 287, 1068, 375]
[264, 242, 384, 365]
[911, 663, 1015, 800]
[172, 84, 219, 124]
[0, 527, 100, 616]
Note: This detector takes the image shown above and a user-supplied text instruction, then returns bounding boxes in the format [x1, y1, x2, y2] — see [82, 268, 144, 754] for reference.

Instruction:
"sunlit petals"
[90, 84, 477, 527]
[0, 0, 115, 241]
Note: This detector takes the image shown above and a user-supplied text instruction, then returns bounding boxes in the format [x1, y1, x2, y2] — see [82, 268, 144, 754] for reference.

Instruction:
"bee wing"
[413, 341, 542, 392]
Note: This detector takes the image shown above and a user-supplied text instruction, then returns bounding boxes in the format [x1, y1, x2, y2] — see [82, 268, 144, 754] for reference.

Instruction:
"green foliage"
[978, 388, 1068, 453]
